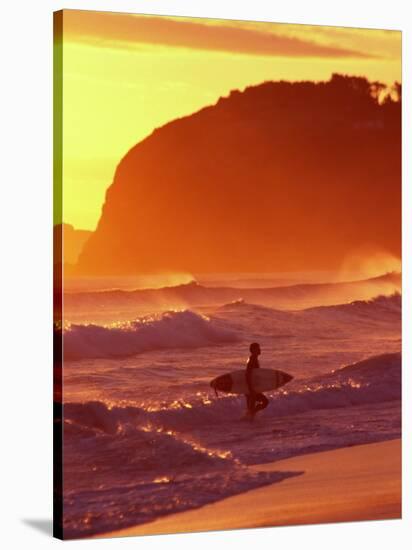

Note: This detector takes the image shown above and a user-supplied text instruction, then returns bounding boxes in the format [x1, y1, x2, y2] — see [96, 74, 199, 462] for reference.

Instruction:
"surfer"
[245, 342, 269, 419]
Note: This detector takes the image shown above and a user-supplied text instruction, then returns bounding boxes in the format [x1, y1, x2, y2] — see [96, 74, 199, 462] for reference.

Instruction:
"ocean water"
[60, 282, 401, 538]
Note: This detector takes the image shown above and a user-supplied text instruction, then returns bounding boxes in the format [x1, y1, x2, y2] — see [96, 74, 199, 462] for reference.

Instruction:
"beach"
[61, 290, 401, 539]
[98, 439, 401, 538]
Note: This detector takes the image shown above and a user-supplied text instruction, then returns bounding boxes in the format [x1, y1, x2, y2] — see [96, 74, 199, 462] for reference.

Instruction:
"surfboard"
[210, 368, 293, 395]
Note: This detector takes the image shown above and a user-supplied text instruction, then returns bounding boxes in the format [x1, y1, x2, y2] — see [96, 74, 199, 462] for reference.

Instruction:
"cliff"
[77, 75, 401, 275]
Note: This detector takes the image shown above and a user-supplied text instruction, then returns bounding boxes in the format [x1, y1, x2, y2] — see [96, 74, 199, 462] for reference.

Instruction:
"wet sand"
[97, 439, 401, 539]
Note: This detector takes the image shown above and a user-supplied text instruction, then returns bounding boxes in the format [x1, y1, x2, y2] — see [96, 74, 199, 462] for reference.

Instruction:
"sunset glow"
[54, 10, 402, 539]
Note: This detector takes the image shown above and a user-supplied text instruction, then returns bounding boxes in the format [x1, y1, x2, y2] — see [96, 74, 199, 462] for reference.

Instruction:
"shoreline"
[94, 438, 401, 539]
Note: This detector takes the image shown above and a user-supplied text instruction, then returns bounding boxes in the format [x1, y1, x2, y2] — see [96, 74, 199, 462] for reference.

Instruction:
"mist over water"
[60, 273, 401, 538]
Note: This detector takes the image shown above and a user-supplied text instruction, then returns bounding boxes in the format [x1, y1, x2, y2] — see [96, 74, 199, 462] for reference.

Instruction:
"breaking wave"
[305, 292, 401, 317]
[63, 310, 240, 360]
[63, 352, 400, 434]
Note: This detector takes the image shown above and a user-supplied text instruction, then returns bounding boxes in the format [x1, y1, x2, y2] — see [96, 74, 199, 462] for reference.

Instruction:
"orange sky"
[59, 10, 401, 230]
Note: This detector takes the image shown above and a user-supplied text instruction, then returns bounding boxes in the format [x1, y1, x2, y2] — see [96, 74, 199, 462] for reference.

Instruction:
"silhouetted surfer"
[245, 342, 268, 420]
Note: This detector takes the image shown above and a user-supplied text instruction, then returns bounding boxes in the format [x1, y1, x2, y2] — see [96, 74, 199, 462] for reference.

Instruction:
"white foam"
[64, 310, 239, 360]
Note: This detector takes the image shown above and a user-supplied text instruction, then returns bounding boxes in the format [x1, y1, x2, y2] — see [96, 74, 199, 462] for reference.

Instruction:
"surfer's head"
[249, 342, 261, 355]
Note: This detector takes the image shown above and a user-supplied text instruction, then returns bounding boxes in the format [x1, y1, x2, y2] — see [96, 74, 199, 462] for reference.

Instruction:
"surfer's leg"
[245, 394, 252, 412]
[241, 395, 255, 420]
[245, 394, 256, 417]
